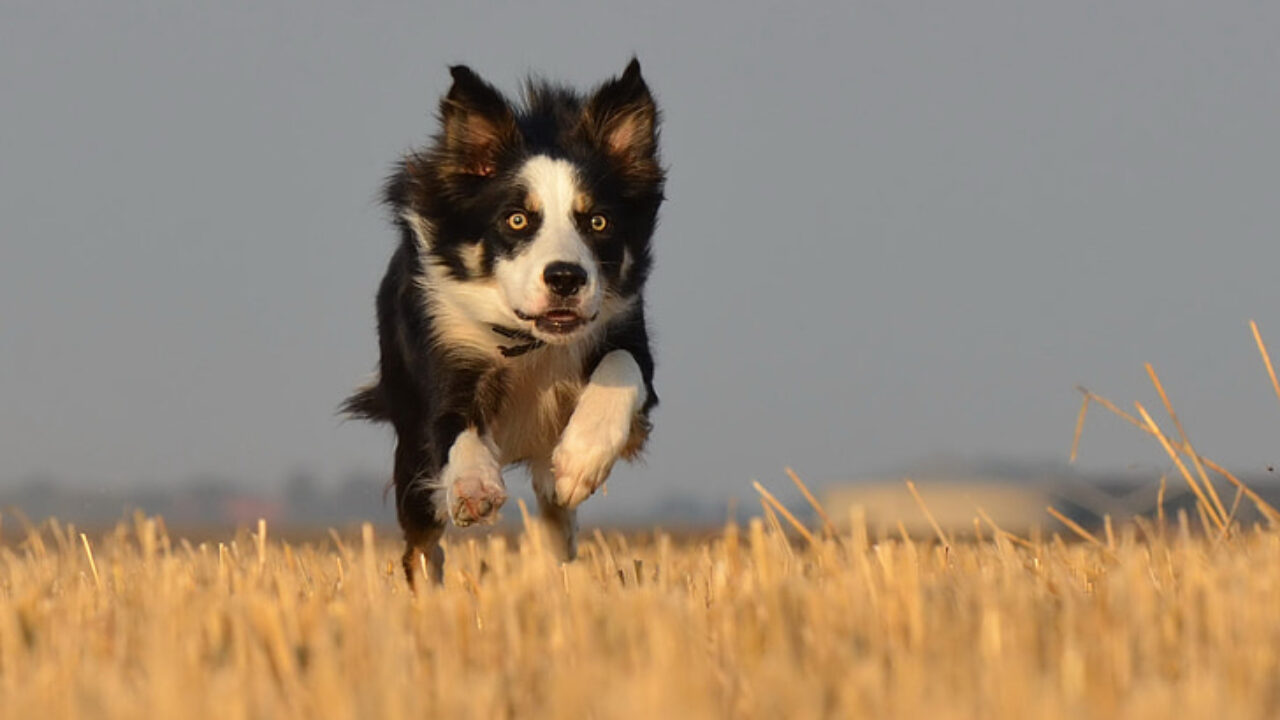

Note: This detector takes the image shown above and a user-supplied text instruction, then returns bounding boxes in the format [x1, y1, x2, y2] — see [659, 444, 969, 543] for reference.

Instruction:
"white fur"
[461, 241, 485, 276]
[402, 210, 434, 252]
[552, 350, 646, 508]
[494, 156, 602, 328]
[429, 428, 506, 526]
[491, 343, 592, 463]
[599, 290, 638, 322]
[415, 271, 511, 359]
[404, 208, 519, 360]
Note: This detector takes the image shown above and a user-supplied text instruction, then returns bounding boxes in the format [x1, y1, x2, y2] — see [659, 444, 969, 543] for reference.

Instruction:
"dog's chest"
[491, 349, 585, 464]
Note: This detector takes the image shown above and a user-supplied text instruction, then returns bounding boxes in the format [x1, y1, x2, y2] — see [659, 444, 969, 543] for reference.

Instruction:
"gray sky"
[3, 1, 1280, 519]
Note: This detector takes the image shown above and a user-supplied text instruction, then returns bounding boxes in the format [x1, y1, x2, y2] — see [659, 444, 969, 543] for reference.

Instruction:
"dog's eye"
[506, 212, 529, 231]
[589, 214, 608, 232]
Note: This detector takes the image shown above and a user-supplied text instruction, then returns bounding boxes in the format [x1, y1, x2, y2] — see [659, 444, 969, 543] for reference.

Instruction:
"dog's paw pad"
[448, 471, 507, 527]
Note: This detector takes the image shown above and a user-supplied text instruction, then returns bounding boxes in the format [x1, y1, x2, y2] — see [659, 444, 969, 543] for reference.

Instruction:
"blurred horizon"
[8, 455, 1279, 536]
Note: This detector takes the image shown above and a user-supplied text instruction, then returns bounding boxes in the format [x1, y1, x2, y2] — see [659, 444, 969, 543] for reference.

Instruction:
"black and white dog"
[344, 60, 664, 584]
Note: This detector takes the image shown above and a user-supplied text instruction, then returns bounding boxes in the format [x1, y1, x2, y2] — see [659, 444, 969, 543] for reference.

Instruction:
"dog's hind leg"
[397, 479, 447, 588]
[393, 426, 448, 588]
[531, 459, 578, 561]
[401, 520, 446, 588]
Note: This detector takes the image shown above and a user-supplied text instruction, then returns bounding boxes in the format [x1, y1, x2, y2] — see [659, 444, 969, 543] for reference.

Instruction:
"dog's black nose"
[543, 262, 588, 297]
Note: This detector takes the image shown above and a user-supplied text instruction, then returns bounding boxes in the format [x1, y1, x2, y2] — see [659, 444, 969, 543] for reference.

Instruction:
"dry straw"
[3, 323, 1280, 718]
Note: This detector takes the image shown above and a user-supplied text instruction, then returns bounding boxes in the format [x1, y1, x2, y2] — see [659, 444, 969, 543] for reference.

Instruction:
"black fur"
[344, 60, 664, 585]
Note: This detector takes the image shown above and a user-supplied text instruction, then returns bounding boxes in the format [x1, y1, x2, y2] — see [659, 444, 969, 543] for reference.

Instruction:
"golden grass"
[4, 512, 1280, 719]
[4, 322, 1280, 718]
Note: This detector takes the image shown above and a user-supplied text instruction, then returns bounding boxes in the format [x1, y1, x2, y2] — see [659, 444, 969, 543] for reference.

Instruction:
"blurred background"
[2, 1, 1279, 533]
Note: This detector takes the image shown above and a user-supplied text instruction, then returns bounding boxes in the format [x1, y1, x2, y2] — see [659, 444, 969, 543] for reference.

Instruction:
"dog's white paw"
[550, 350, 647, 509]
[446, 465, 506, 527]
[441, 430, 506, 527]
[551, 420, 625, 509]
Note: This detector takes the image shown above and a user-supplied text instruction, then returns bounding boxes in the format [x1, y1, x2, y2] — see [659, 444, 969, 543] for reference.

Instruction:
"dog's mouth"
[515, 308, 591, 336]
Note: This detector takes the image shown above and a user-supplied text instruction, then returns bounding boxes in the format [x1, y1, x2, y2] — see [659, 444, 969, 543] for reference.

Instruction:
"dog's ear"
[580, 58, 660, 172]
[438, 66, 519, 177]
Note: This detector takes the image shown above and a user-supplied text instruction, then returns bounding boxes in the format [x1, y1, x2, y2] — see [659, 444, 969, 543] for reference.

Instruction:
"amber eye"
[506, 212, 529, 231]
[589, 214, 608, 232]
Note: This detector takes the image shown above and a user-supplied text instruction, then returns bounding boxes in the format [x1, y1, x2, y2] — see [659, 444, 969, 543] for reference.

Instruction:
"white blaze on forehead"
[519, 156, 580, 222]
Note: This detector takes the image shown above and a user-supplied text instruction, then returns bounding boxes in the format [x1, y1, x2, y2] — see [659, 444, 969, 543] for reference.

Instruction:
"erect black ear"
[580, 58, 660, 168]
[438, 65, 519, 177]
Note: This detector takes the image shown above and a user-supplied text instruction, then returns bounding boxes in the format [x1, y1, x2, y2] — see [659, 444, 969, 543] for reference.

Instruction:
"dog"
[343, 59, 664, 585]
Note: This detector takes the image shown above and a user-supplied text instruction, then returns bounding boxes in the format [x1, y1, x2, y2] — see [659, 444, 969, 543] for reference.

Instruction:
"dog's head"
[389, 60, 664, 349]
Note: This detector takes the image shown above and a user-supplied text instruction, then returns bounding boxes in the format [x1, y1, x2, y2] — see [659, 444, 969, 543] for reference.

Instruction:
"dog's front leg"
[398, 418, 505, 586]
[531, 459, 578, 561]
[436, 427, 507, 527]
[552, 350, 647, 509]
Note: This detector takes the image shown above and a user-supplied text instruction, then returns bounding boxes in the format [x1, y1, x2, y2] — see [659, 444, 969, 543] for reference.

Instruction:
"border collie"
[344, 60, 664, 585]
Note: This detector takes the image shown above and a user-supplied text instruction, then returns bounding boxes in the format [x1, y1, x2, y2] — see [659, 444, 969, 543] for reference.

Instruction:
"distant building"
[821, 466, 1277, 538]
[824, 477, 1053, 537]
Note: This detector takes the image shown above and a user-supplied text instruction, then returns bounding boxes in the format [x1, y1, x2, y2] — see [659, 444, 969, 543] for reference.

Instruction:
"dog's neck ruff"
[490, 324, 546, 358]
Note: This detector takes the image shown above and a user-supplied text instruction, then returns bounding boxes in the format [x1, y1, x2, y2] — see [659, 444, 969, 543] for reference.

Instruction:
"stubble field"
[1, 505, 1279, 720]
[5, 324, 1280, 719]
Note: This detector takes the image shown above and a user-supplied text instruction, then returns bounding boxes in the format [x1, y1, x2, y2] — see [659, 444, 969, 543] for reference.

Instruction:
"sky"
[2, 1, 1280, 522]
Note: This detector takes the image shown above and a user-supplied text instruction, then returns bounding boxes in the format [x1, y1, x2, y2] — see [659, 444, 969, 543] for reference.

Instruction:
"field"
[1, 506, 1279, 720]
[5, 326, 1280, 719]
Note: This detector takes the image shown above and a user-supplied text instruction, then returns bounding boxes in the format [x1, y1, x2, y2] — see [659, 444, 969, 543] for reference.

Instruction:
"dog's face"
[390, 61, 664, 348]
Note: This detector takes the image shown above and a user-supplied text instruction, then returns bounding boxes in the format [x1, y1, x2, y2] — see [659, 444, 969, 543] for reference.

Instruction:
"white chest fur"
[491, 345, 587, 465]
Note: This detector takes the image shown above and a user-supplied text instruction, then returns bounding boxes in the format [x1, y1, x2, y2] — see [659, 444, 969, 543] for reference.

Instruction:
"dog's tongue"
[545, 310, 578, 321]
